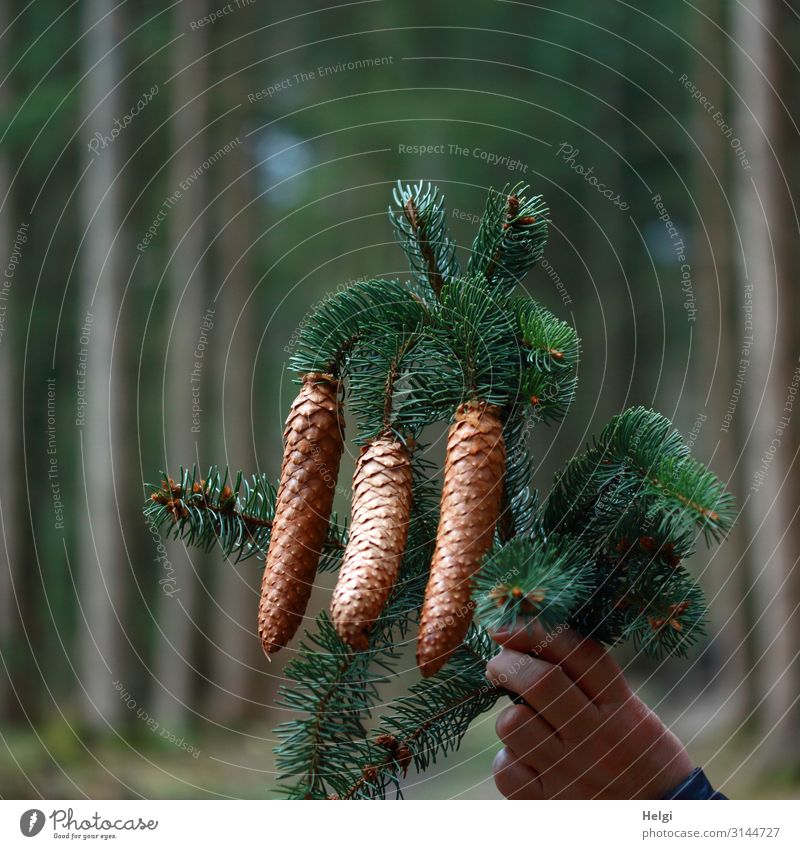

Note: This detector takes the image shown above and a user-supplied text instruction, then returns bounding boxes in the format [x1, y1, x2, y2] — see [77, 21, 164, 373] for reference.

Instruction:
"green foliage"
[389, 180, 460, 303]
[544, 407, 735, 544]
[143, 183, 734, 798]
[334, 628, 502, 799]
[468, 182, 550, 296]
[499, 407, 539, 538]
[474, 536, 593, 634]
[622, 578, 707, 660]
[143, 464, 346, 566]
[513, 297, 580, 371]
[346, 328, 427, 443]
[530, 407, 734, 656]
[419, 277, 522, 408]
[288, 278, 426, 377]
[279, 627, 501, 800]
[511, 298, 580, 421]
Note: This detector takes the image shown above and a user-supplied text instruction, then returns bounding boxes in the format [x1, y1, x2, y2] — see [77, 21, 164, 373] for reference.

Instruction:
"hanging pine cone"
[331, 437, 413, 650]
[258, 372, 344, 655]
[417, 400, 505, 676]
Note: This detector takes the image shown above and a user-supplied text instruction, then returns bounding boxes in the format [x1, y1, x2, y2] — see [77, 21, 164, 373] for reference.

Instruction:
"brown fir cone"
[417, 400, 505, 676]
[258, 372, 344, 655]
[331, 437, 413, 650]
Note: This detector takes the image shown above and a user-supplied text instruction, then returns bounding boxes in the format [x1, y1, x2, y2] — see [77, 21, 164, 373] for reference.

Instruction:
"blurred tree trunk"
[690, 0, 752, 723]
[768, 0, 800, 754]
[206, 9, 263, 722]
[0, 172, 11, 724]
[733, 0, 800, 765]
[153, 0, 209, 725]
[0, 0, 19, 719]
[77, 0, 127, 728]
[580, 3, 632, 421]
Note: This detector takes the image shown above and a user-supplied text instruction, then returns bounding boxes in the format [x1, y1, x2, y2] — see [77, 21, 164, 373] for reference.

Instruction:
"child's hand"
[485, 621, 693, 799]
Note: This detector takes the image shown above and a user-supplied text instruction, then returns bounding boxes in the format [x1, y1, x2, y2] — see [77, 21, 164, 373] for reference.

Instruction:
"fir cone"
[417, 401, 505, 676]
[258, 372, 344, 655]
[331, 437, 413, 650]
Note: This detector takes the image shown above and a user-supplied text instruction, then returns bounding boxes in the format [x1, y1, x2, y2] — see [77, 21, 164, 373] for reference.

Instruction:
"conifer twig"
[402, 196, 445, 298]
[144, 465, 346, 564]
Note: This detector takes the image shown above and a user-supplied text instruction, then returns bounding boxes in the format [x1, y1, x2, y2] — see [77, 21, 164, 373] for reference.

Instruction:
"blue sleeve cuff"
[662, 767, 728, 800]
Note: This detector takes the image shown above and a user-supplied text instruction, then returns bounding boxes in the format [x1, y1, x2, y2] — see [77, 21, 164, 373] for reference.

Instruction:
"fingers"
[491, 619, 631, 705]
[495, 703, 563, 767]
[493, 746, 545, 800]
[486, 648, 597, 740]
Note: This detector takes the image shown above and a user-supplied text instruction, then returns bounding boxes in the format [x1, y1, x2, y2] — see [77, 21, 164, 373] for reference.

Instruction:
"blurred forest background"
[1, 0, 799, 799]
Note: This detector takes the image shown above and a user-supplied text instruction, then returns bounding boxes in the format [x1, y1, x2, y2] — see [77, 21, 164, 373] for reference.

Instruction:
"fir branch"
[620, 575, 708, 659]
[274, 587, 423, 798]
[539, 408, 733, 654]
[289, 278, 426, 377]
[335, 628, 502, 799]
[562, 517, 696, 650]
[143, 465, 345, 564]
[644, 455, 733, 542]
[143, 182, 739, 797]
[422, 277, 522, 407]
[273, 613, 379, 799]
[469, 183, 549, 295]
[498, 406, 539, 539]
[512, 297, 580, 372]
[390, 181, 460, 302]
[402, 196, 445, 297]
[512, 298, 579, 423]
[523, 369, 579, 424]
[346, 328, 428, 443]
[474, 536, 593, 634]
[544, 408, 735, 544]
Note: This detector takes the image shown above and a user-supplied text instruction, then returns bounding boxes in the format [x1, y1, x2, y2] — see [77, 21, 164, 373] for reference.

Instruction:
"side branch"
[337, 681, 503, 800]
[402, 197, 444, 297]
[144, 465, 346, 564]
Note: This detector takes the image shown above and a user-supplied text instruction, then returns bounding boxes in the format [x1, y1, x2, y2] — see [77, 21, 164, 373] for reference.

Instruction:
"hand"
[485, 620, 693, 799]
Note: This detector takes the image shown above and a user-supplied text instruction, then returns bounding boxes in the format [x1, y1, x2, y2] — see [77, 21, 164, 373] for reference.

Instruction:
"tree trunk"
[77, 0, 127, 729]
[152, 0, 211, 726]
[733, 0, 800, 765]
[206, 9, 264, 721]
[767, 0, 800, 754]
[689, 0, 752, 725]
[0, 0, 19, 718]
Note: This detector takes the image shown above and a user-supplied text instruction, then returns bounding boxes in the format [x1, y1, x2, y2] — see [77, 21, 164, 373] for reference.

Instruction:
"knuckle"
[524, 661, 561, 696]
[562, 703, 598, 738]
[495, 704, 533, 741]
[600, 677, 636, 708]
[574, 635, 605, 661]
[485, 650, 515, 685]
[538, 664, 563, 687]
